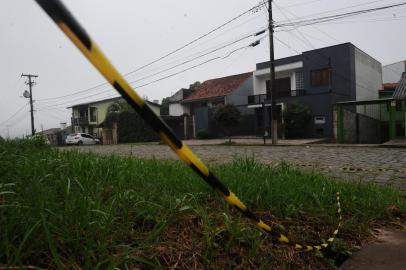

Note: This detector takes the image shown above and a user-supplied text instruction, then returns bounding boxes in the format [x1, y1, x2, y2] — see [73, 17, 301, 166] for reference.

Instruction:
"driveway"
[60, 144, 406, 192]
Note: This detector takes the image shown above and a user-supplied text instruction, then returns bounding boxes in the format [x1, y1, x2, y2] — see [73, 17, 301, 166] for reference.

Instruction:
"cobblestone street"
[62, 144, 406, 192]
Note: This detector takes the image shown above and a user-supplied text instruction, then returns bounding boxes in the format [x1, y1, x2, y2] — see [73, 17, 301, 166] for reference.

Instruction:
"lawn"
[0, 139, 405, 269]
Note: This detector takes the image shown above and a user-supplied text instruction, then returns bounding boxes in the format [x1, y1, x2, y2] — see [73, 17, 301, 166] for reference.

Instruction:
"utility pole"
[21, 73, 38, 136]
[268, 0, 278, 144]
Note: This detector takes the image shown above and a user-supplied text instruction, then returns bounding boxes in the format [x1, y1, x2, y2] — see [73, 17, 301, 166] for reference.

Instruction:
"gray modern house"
[248, 42, 382, 138]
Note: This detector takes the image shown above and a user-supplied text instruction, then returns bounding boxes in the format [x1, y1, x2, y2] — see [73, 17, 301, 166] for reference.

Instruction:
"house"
[37, 124, 71, 146]
[179, 72, 255, 137]
[249, 42, 382, 138]
[379, 83, 399, 99]
[383, 60, 406, 84]
[168, 88, 194, 116]
[69, 97, 161, 137]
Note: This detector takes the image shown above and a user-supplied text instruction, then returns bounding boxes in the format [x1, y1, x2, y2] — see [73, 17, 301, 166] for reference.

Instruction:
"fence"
[335, 99, 406, 144]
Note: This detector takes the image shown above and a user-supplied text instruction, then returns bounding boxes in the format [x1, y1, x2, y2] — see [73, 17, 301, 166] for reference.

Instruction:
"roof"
[68, 96, 122, 108]
[182, 72, 252, 102]
[393, 73, 406, 99]
[37, 128, 61, 135]
[382, 83, 399, 90]
[256, 42, 354, 70]
[68, 96, 161, 108]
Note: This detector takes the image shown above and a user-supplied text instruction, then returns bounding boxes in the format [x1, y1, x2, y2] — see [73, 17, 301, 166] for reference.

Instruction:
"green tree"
[283, 102, 312, 138]
[188, 81, 201, 91]
[160, 97, 170, 115]
[213, 104, 241, 143]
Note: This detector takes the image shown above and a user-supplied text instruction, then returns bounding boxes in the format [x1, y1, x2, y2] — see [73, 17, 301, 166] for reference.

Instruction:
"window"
[295, 71, 304, 90]
[266, 78, 291, 92]
[311, 68, 330, 87]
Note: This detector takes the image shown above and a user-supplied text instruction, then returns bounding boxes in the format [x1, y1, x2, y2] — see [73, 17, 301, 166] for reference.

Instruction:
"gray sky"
[1, 0, 405, 138]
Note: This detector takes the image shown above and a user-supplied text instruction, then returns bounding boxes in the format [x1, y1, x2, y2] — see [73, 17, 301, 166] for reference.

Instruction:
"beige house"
[69, 97, 161, 137]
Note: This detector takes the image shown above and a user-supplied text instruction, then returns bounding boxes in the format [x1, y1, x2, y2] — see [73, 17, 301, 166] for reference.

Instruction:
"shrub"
[196, 129, 209, 139]
[213, 104, 241, 142]
[283, 102, 312, 138]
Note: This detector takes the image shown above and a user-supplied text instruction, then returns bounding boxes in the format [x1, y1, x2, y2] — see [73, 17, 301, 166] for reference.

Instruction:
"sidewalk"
[340, 229, 406, 270]
[183, 138, 328, 146]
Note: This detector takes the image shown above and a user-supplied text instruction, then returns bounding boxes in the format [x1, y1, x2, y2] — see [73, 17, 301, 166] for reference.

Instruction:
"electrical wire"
[0, 102, 29, 126]
[276, 2, 406, 29]
[36, 2, 267, 103]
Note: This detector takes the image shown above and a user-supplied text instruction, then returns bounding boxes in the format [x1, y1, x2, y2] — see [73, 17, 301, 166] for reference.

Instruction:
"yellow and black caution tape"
[34, 0, 342, 251]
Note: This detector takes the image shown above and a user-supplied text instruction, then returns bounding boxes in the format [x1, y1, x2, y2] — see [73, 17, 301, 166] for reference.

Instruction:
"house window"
[295, 71, 304, 90]
[266, 78, 291, 92]
[90, 107, 97, 122]
[311, 68, 330, 87]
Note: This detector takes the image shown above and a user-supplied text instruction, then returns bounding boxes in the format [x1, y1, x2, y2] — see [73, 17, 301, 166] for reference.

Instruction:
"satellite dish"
[23, 90, 30, 98]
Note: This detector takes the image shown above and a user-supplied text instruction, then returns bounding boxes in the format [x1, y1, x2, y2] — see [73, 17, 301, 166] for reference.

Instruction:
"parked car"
[65, 133, 100, 145]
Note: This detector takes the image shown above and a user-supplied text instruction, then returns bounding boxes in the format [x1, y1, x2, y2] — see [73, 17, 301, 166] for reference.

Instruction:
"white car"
[65, 133, 100, 145]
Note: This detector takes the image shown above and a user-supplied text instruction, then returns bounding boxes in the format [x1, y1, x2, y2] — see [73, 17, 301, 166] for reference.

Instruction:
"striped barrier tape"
[34, 0, 342, 251]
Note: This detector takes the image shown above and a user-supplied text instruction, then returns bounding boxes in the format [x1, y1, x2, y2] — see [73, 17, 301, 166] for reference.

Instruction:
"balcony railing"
[248, 89, 306, 105]
[72, 117, 89, 125]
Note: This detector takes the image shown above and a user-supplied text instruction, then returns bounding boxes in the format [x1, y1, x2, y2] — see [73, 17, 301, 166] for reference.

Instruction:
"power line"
[0, 102, 29, 127]
[276, 2, 406, 29]
[128, 30, 266, 85]
[130, 37, 264, 89]
[122, 2, 266, 78]
[274, 2, 340, 44]
[36, 3, 267, 103]
[38, 33, 267, 109]
[278, 0, 395, 23]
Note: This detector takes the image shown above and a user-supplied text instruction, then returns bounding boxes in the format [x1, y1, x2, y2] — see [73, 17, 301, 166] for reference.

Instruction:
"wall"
[354, 47, 381, 101]
[169, 103, 190, 116]
[279, 94, 334, 138]
[383, 61, 405, 83]
[303, 43, 354, 99]
[253, 63, 302, 95]
[226, 77, 253, 106]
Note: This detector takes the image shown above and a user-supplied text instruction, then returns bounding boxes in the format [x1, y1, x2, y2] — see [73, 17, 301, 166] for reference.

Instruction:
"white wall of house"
[383, 61, 405, 83]
[169, 103, 190, 116]
[354, 48, 381, 101]
[253, 61, 303, 95]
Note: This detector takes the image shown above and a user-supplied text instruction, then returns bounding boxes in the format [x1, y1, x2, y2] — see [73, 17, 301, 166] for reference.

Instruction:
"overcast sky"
[1, 0, 405, 138]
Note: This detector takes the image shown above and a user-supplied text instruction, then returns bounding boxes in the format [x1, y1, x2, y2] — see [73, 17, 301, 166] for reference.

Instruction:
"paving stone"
[60, 145, 406, 192]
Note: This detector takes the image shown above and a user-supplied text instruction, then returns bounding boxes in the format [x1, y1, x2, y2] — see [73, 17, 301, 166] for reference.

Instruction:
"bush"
[213, 104, 241, 142]
[117, 112, 159, 143]
[283, 102, 312, 138]
[196, 129, 209, 139]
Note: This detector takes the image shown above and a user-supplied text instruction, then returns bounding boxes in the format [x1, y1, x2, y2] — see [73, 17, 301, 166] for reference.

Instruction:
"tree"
[104, 100, 131, 127]
[189, 81, 201, 91]
[283, 102, 312, 139]
[160, 97, 170, 115]
[213, 104, 241, 143]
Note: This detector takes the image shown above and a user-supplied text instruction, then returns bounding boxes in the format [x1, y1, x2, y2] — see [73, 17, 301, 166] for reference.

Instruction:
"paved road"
[61, 144, 406, 192]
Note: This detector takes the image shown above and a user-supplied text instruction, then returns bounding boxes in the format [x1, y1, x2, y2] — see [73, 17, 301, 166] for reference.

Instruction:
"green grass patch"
[0, 140, 405, 269]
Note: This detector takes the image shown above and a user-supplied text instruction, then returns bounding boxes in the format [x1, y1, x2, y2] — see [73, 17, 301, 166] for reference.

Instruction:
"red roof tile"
[183, 72, 252, 102]
[382, 83, 399, 90]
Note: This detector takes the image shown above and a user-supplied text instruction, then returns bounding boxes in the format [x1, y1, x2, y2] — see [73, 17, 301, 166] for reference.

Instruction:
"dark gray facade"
[252, 43, 382, 138]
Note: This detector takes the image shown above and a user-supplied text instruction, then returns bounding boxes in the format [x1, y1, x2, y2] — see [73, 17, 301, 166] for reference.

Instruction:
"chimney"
[60, 122, 67, 130]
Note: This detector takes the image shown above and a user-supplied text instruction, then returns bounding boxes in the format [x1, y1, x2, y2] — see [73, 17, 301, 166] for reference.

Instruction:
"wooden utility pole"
[21, 73, 38, 136]
[268, 0, 278, 144]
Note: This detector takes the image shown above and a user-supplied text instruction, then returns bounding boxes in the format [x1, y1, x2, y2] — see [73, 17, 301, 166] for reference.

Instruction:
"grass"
[0, 139, 405, 269]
